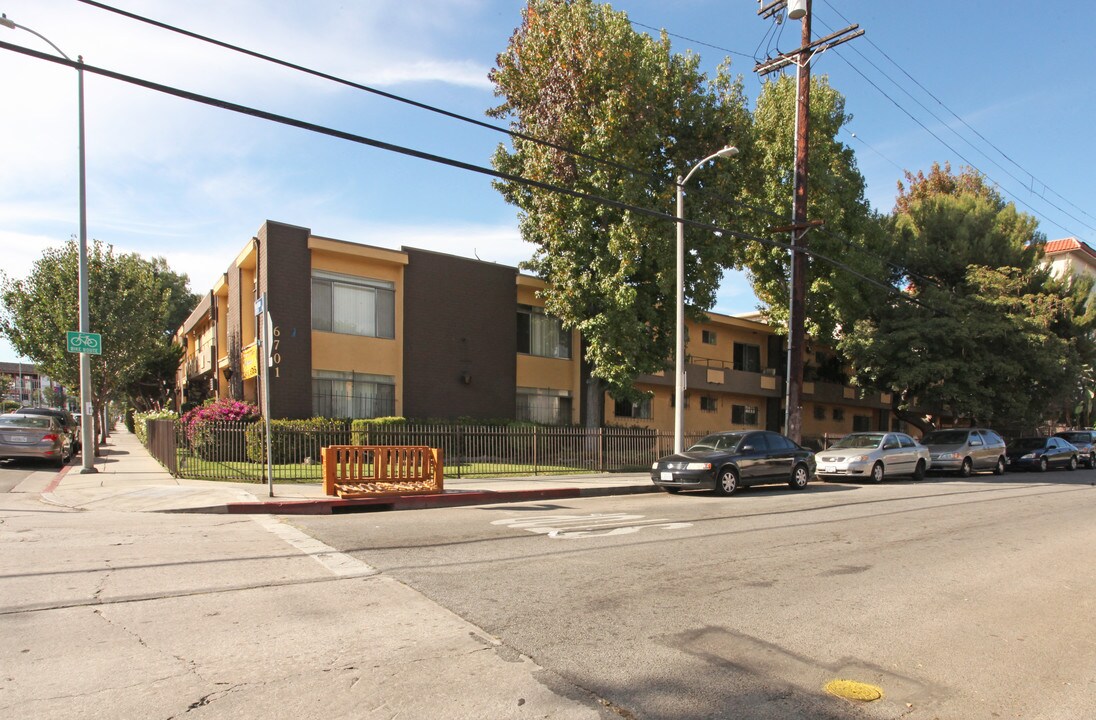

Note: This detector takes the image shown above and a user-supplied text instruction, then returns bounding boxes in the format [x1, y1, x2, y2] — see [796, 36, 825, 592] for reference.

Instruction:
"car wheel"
[912, 460, 926, 482]
[1086, 454, 1095, 469]
[713, 466, 739, 496]
[1069, 455, 1078, 471]
[993, 456, 1006, 476]
[1038, 457, 1048, 472]
[660, 486, 682, 494]
[789, 463, 810, 490]
[958, 458, 973, 478]
[871, 462, 885, 484]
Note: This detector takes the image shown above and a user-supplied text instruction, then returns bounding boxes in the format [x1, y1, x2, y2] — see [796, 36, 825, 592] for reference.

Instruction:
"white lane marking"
[251, 515, 377, 578]
[491, 513, 692, 539]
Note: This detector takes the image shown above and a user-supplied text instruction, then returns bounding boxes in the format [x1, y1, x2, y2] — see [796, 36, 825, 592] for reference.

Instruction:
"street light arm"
[0, 14, 73, 60]
[679, 146, 739, 188]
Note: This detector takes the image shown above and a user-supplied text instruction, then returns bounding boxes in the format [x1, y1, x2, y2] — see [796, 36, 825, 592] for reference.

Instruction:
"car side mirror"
[741, 445, 754, 453]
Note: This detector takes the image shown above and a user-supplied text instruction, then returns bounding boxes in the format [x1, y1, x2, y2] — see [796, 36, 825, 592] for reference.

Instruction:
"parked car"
[1053, 430, 1096, 468]
[650, 430, 816, 496]
[7, 407, 80, 453]
[0, 414, 72, 467]
[1005, 436, 1079, 472]
[920, 428, 1007, 476]
[815, 432, 930, 483]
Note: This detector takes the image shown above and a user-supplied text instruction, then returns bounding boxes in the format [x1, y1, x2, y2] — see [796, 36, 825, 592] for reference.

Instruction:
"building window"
[700, 395, 718, 412]
[670, 394, 689, 409]
[832, 408, 845, 422]
[312, 370, 395, 418]
[517, 305, 571, 359]
[733, 343, 762, 373]
[853, 415, 872, 432]
[731, 404, 759, 425]
[614, 397, 651, 419]
[312, 271, 396, 339]
[516, 388, 572, 425]
[702, 329, 717, 345]
[814, 406, 826, 420]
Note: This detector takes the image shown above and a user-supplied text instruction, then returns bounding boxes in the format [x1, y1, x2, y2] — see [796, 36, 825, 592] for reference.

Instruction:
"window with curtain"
[517, 305, 571, 359]
[614, 397, 652, 419]
[312, 370, 395, 418]
[516, 388, 573, 425]
[312, 271, 395, 339]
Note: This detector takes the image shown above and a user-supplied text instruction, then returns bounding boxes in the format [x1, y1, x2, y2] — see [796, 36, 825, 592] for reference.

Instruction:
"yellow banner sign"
[241, 343, 259, 380]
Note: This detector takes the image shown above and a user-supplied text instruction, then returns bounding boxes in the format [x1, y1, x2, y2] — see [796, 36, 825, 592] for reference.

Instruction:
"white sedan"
[815, 432, 931, 483]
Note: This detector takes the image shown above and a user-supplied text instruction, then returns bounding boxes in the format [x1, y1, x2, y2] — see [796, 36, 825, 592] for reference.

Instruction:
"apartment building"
[175, 220, 901, 441]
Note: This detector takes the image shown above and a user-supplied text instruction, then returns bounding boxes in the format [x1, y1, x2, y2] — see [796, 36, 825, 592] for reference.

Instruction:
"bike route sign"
[66, 331, 102, 355]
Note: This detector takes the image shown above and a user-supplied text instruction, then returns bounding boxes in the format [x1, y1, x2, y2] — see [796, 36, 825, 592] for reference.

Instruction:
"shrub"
[133, 408, 179, 446]
[246, 418, 349, 465]
[180, 398, 259, 461]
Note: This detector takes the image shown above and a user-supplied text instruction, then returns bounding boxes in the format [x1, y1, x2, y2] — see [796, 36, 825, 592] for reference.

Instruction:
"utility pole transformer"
[755, 0, 863, 443]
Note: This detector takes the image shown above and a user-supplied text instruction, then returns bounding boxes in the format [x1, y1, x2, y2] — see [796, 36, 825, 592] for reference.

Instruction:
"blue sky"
[1, 0, 1092, 363]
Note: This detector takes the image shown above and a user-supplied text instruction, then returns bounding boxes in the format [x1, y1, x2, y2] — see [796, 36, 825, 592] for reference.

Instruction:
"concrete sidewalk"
[26, 426, 657, 514]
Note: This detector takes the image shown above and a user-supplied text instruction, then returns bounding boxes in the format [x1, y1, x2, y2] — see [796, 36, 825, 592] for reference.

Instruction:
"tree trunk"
[892, 403, 934, 437]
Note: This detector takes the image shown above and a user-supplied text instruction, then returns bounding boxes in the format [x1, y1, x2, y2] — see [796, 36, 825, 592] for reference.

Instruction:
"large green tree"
[124, 259, 198, 411]
[746, 74, 891, 342]
[0, 240, 193, 443]
[840, 164, 1091, 433]
[489, 0, 758, 424]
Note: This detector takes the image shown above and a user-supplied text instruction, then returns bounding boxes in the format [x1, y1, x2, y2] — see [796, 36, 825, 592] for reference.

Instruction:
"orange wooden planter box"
[321, 445, 444, 498]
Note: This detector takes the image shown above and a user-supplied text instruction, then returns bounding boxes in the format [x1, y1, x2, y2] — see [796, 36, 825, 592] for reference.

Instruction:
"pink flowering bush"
[181, 398, 260, 461]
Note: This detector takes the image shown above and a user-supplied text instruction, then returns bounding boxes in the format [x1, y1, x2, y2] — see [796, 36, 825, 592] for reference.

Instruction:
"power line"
[73, 0, 645, 180]
[819, 0, 1096, 228]
[627, 19, 754, 59]
[0, 38, 936, 318]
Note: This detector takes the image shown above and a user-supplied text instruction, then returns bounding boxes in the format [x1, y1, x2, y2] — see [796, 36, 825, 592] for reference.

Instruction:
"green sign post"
[66, 331, 102, 355]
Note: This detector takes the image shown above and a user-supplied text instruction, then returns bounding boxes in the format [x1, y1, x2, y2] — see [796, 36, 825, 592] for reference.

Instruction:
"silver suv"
[921, 428, 1007, 477]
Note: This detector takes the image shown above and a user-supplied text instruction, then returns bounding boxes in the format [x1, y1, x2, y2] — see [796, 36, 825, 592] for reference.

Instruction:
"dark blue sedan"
[1005, 436, 1079, 472]
[651, 430, 816, 495]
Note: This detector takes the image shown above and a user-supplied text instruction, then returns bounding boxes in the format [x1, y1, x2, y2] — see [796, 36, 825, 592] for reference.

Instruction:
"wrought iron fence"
[142, 419, 715, 482]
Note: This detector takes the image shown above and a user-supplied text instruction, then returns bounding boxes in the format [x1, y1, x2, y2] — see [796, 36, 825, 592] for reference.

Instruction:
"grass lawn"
[174, 451, 596, 482]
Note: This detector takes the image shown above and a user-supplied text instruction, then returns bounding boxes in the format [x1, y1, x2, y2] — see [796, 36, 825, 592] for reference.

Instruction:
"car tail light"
[42, 433, 59, 442]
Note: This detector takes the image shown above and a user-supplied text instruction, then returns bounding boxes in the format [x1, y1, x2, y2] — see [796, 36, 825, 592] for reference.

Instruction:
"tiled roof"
[1044, 237, 1096, 260]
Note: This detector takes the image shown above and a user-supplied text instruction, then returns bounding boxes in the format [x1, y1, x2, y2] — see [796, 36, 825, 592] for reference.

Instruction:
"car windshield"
[0, 416, 51, 429]
[1009, 438, 1047, 451]
[922, 430, 968, 445]
[831, 433, 883, 449]
[1057, 432, 1090, 443]
[688, 433, 745, 452]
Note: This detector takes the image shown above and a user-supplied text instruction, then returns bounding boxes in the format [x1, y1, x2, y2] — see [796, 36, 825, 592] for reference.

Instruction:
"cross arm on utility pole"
[754, 25, 864, 76]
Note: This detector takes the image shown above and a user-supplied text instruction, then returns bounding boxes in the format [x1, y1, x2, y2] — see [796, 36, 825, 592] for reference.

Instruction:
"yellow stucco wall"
[309, 246, 406, 414]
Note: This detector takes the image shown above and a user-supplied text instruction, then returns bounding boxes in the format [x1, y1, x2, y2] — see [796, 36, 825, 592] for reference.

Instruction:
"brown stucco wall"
[257, 221, 314, 419]
[402, 248, 517, 420]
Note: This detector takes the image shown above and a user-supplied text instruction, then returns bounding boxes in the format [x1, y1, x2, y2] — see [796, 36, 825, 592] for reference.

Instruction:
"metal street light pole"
[674, 145, 739, 454]
[2, 13, 96, 473]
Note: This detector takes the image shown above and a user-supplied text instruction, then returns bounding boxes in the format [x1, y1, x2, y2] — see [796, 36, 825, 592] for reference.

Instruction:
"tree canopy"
[745, 74, 890, 342]
[840, 164, 1092, 432]
[0, 240, 197, 430]
[489, 0, 757, 422]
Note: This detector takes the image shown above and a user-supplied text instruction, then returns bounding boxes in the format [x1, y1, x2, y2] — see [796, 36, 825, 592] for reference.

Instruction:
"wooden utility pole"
[755, 0, 862, 442]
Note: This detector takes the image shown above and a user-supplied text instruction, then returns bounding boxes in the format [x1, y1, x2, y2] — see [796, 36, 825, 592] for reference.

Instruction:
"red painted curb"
[43, 464, 73, 494]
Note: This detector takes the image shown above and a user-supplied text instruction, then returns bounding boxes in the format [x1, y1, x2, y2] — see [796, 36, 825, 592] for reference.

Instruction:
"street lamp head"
[0, 14, 16, 29]
[716, 146, 740, 159]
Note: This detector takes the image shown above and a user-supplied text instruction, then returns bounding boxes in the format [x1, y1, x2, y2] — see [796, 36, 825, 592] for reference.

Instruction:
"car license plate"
[660, 472, 674, 481]
[10, 435, 29, 443]
[822, 465, 836, 473]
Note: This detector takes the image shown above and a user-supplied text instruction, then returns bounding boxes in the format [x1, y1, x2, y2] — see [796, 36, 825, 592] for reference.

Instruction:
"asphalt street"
[289, 469, 1096, 720]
